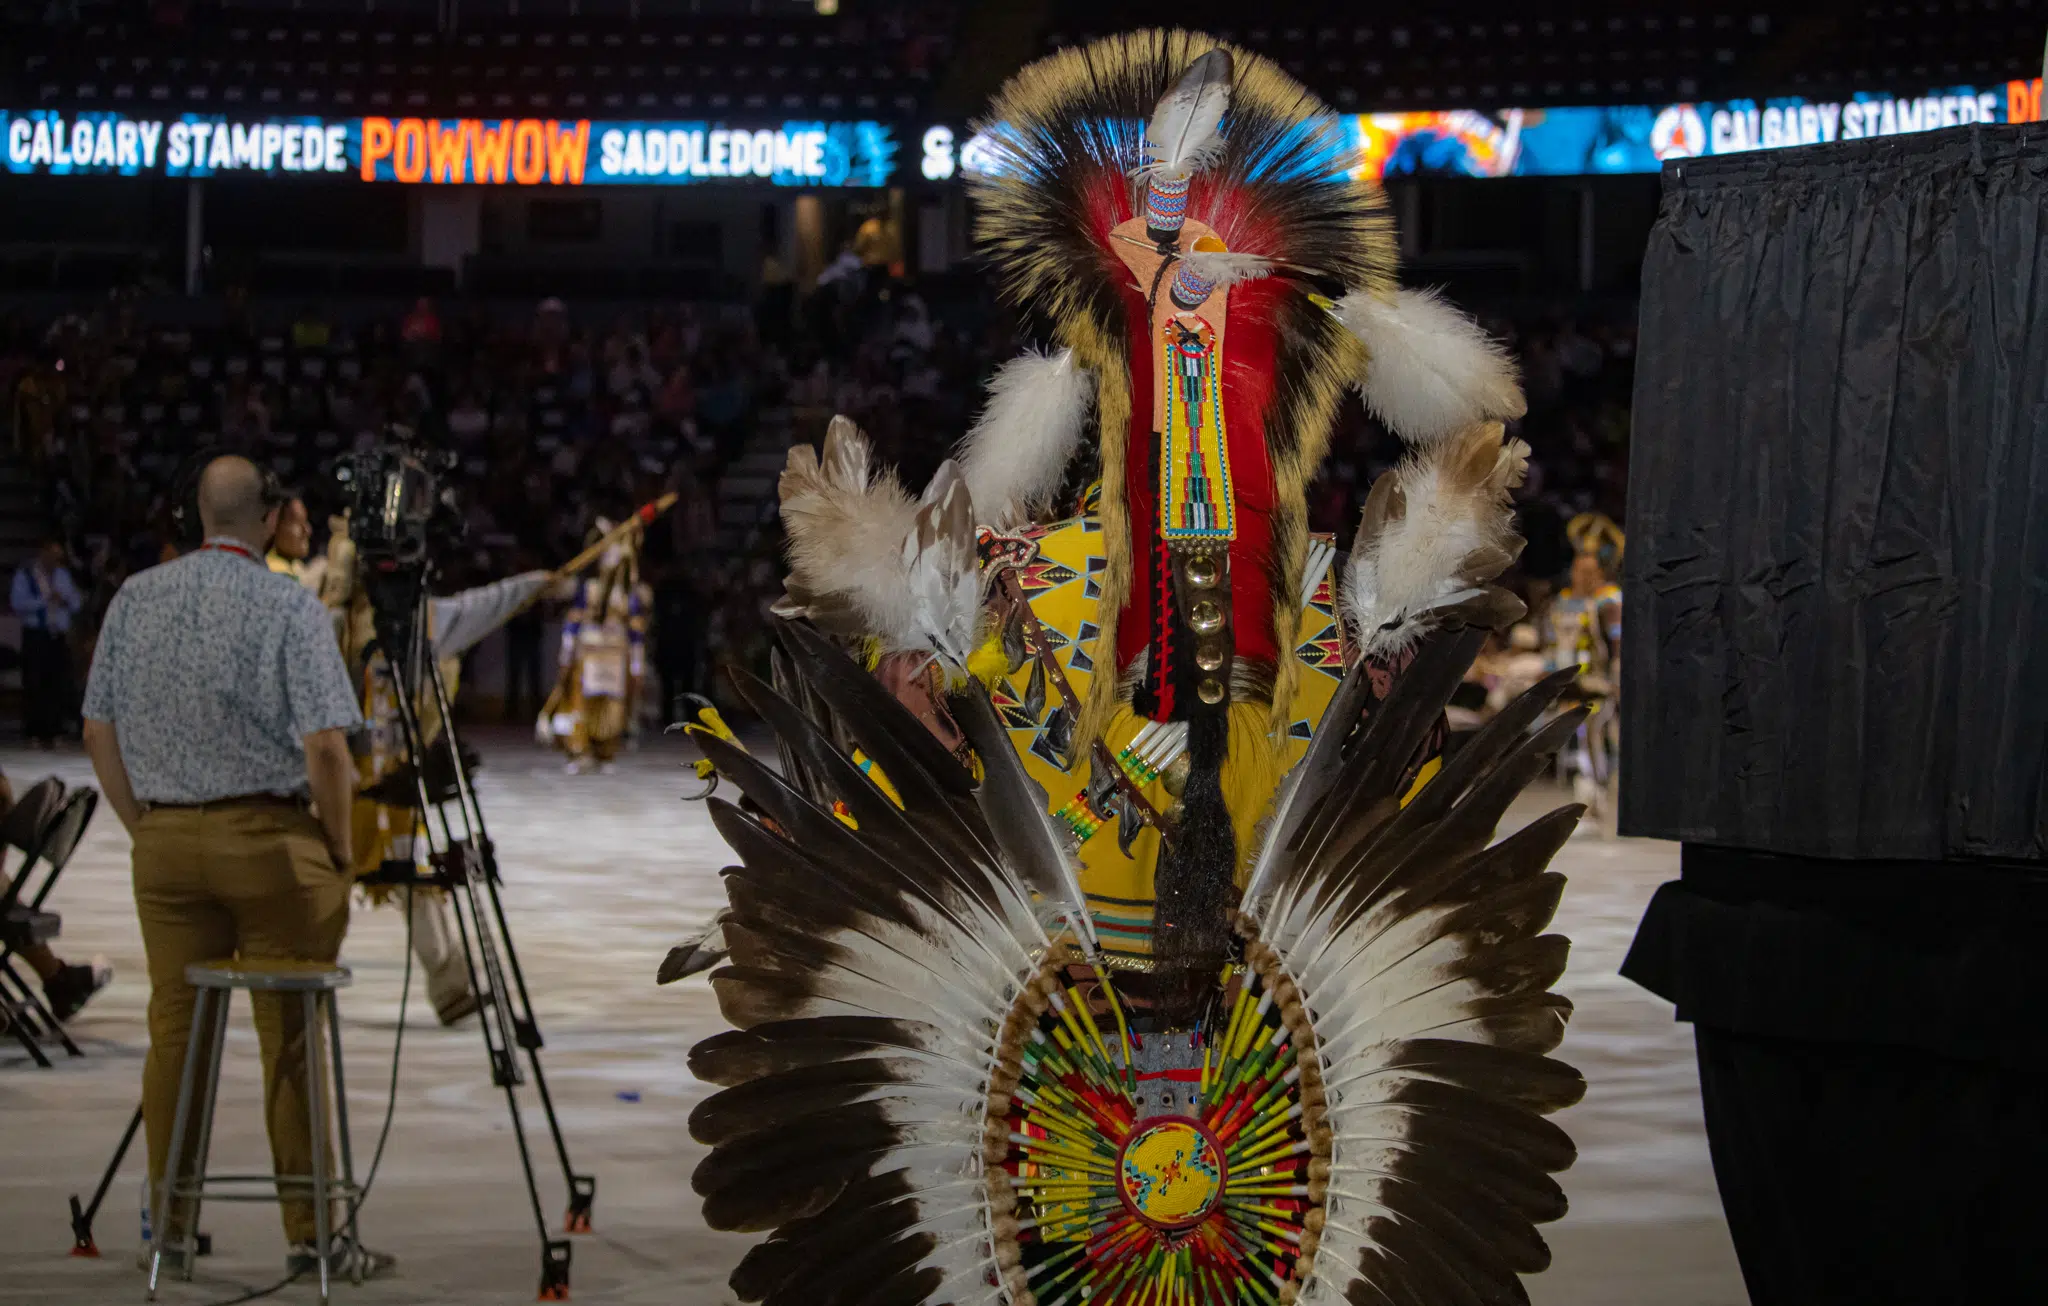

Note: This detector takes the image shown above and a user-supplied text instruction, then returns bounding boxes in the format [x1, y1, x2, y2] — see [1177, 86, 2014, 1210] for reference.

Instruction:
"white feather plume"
[1178, 248, 1275, 291]
[1139, 47, 1234, 180]
[1343, 422, 1529, 661]
[954, 348, 1094, 530]
[1335, 286, 1528, 444]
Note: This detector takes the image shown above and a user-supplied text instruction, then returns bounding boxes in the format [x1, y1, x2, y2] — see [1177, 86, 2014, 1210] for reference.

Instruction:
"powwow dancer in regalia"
[540, 516, 653, 774]
[1544, 513, 1623, 816]
[681, 33, 1591, 1306]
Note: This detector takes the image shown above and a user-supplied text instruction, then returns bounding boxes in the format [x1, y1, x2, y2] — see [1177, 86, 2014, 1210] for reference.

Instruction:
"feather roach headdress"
[968, 28, 1524, 751]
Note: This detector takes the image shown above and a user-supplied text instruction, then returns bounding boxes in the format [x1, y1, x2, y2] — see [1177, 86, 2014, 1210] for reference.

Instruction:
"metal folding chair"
[0, 780, 81, 1065]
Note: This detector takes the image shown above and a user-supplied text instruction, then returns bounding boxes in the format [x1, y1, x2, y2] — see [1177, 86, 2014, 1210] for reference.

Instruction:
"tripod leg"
[538, 1239, 572, 1301]
[478, 871, 595, 1232]
[494, 1039, 573, 1299]
[69, 1103, 145, 1256]
[396, 630, 586, 1288]
[520, 1050, 596, 1232]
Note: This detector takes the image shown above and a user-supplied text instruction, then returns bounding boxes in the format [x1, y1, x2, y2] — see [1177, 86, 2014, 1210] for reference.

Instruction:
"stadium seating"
[1040, 1, 2043, 109]
[0, 1, 953, 120]
[5, 1, 2039, 121]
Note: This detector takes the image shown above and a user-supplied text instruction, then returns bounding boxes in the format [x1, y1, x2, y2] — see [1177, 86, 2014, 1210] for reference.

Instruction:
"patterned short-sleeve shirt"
[83, 540, 363, 804]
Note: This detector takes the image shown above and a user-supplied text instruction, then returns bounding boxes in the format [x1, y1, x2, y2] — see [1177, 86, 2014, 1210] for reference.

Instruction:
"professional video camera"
[330, 432, 461, 567]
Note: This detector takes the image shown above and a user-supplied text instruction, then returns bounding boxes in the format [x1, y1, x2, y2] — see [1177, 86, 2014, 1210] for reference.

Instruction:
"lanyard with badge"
[199, 540, 259, 562]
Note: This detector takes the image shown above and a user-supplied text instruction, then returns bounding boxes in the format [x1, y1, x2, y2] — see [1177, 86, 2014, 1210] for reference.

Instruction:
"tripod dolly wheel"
[563, 1173, 596, 1233]
[537, 1239, 573, 1301]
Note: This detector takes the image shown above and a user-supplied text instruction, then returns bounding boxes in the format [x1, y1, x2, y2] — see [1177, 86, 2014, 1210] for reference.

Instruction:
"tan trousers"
[133, 800, 350, 1245]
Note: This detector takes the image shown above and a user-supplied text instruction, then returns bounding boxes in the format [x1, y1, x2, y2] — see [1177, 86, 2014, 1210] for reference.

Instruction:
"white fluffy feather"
[1343, 423, 1528, 661]
[954, 348, 1094, 530]
[1336, 286, 1527, 444]
[1178, 248, 1275, 290]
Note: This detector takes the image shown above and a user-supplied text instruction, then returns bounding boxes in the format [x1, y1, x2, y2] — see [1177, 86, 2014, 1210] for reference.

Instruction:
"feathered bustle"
[1337, 287, 1528, 444]
[1343, 421, 1530, 661]
[954, 348, 1093, 531]
[693, 617, 1587, 1306]
[1237, 630, 1587, 1306]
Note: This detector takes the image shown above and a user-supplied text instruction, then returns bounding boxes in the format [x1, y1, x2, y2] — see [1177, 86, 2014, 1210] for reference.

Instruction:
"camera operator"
[264, 492, 329, 596]
[79, 455, 391, 1280]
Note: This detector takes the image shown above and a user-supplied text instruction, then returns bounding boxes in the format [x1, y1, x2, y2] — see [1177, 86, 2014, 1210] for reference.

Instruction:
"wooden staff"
[548, 492, 678, 583]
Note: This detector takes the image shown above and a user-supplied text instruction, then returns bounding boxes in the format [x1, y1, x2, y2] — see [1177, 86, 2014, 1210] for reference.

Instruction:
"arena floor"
[0, 731, 1748, 1305]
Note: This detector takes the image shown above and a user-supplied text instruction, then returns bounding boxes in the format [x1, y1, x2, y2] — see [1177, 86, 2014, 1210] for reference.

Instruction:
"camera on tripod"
[331, 434, 461, 568]
[322, 438, 595, 1287]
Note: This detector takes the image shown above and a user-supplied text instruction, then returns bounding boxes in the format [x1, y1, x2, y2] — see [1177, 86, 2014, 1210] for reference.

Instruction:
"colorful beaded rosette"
[985, 939, 1328, 1306]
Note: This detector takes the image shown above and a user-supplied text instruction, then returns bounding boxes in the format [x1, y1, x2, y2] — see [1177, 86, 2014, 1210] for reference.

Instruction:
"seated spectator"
[608, 343, 661, 405]
[290, 304, 330, 352]
[448, 391, 490, 445]
[401, 296, 442, 347]
[1, 767, 111, 1023]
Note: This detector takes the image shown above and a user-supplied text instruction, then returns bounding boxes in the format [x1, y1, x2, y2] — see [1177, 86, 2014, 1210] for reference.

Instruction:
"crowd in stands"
[0, 261, 1013, 723]
[2, 271, 1629, 731]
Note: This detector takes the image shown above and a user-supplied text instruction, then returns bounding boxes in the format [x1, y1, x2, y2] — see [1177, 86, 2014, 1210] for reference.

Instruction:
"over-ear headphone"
[169, 453, 290, 549]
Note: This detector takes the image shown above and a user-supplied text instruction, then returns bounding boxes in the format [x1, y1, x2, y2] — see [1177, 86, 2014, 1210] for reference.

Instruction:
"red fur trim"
[1221, 277, 1280, 665]
[1116, 282, 1156, 674]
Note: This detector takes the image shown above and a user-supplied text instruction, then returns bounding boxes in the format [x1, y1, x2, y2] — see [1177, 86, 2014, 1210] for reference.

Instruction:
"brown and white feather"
[1242, 632, 1587, 1306]
[777, 416, 925, 653]
[1344, 421, 1530, 661]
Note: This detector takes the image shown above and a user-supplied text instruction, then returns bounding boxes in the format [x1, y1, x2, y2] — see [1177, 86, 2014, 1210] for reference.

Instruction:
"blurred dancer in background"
[1546, 512, 1624, 810]
[540, 519, 650, 774]
[263, 493, 327, 595]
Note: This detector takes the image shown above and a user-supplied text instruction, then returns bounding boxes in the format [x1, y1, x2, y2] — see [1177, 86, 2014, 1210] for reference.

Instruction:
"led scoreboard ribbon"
[7, 78, 2048, 184]
[0, 110, 900, 186]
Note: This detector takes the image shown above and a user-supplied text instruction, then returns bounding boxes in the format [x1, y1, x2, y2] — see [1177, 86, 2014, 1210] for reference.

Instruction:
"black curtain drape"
[1622, 125, 2048, 1306]
[1621, 124, 2048, 861]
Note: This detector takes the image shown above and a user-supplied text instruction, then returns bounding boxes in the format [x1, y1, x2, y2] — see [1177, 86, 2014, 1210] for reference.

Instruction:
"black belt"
[142, 793, 311, 813]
